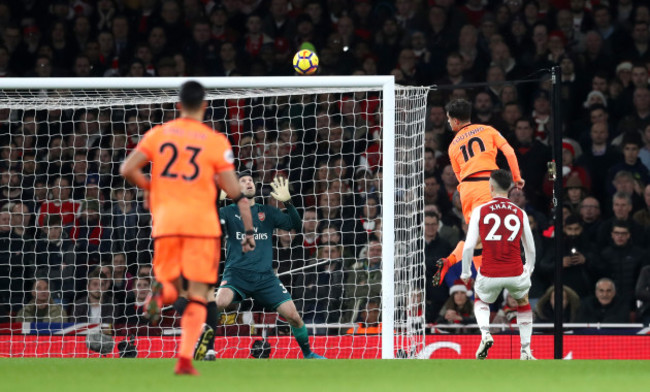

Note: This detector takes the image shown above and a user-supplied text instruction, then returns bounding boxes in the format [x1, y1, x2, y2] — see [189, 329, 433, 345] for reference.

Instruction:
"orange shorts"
[458, 179, 492, 224]
[153, 236, 221, 284]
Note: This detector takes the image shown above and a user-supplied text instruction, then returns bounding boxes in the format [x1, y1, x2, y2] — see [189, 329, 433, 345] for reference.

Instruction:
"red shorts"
[153, 236, 221, 284]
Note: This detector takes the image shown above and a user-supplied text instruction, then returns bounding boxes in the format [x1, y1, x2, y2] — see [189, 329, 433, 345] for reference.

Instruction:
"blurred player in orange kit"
[432, 99, 525, 286]
[120, 81, 256, 375]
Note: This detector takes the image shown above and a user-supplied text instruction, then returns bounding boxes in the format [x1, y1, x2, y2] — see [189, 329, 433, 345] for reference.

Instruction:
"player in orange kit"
[120, 81, 256, 376]
[432, 99, 525, 286]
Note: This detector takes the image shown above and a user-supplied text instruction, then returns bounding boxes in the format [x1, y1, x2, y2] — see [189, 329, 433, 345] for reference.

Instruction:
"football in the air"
[293, 50, 319, 75]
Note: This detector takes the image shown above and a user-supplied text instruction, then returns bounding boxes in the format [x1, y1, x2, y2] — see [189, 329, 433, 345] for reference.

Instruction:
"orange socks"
[447, 241, 483, 269]
[447, 241, 465, 265]
[473, 254, 483, 269]
[179, 297, 207, 360]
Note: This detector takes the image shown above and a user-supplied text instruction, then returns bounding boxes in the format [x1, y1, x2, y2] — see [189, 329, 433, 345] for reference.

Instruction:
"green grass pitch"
[3, 358, 649, 392]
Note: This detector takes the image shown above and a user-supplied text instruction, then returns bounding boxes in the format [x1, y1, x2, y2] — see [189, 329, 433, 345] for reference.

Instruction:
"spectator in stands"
[107, 186, 144, 254]
[301, 206, 318, 258]
[596, 221, 646, 308]
[344, 237, 382, 322]
[606, 133, 649, 196]
[510, 117, 552, 208]
[124, 276, 152, 327]
[424, 173, 452, 215]
[183, 19, 219, 76]
[353, 194, 380, 249]
[69, 199, 104, 258]
[0, 167, 26, 208]
[617, 87, 650, 136]
[346, 298, 382, 335]
[471, 91, 505, 130]
[317, 190, 355, 246]
[491, 289, 519, 327]
[436, 280, 476, 331]
[440, 164, 458, 203]
[565, 175, 587, 214]
[15, 279, 67, 323]
[37, 175, 80, 227]
[534, 285, 581, 323]
[106, 252, 133, 306]
[621, 21, 650, 64]
[3, 202, 36, 309]
[540, 214, 596, 298]
[425, 203, 460, 246]
[72, 268, 122, 324]
[293, 243, 345, 332]
[579, 196, 603, 243]
[611, 170, 645, 213]
[576, 120, 622, 202]
[577, 278, 630, 323]
[424, 211, 452, 323]
[34, 214, 76, 304]
[597, 192, 645, 248]
[531, 90, 552, 145]
[436, 52, 467, 87]
[0, 208, 18, 313]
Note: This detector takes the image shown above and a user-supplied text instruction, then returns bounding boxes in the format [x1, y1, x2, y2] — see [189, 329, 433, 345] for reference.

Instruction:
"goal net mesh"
[0, 84, 427, 359]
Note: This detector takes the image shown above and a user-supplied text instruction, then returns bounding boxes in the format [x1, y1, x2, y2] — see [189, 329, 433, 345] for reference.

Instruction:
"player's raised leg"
[143, 238, 184, 324]
[515, 293, 535, 360]
[276, 300, 326, 359]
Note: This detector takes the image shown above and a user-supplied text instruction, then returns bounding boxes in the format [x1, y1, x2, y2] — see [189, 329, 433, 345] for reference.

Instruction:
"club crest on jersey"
[258, 212, 265, 221]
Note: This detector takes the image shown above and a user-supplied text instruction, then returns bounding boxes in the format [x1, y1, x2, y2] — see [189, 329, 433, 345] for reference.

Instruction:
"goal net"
[0, 77, 428, 359]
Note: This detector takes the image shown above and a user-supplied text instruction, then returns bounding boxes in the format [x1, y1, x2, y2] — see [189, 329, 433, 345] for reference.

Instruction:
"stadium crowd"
[1, 0, 650, 335]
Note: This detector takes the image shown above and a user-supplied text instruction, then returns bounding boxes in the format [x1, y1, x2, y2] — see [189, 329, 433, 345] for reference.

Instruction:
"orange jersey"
[136, 118, 235, 238]
[448, 123, 521, 182]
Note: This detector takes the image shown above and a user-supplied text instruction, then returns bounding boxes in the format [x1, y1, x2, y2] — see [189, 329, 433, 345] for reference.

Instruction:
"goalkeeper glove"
[219, 190, 227, 201]
[270, 176, 292, 203]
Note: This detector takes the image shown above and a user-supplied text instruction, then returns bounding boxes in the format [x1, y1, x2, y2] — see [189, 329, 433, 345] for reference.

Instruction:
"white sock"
[474, 300, 491, 338]
[517, 304, 533, 350]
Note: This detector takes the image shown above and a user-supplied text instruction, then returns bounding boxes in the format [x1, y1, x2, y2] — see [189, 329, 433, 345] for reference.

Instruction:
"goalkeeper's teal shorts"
[220, 267, 292, 310]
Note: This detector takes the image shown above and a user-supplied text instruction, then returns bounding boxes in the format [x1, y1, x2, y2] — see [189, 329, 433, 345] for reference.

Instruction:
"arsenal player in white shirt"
[461, 169, 536, 360]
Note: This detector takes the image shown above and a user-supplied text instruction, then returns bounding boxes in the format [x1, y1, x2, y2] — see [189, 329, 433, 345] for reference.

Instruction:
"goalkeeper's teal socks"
[291, 324, 312, 357]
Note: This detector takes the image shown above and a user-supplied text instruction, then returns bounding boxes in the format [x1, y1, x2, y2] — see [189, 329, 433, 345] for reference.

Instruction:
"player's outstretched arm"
[218, 169, 256, 252]
[120, 150, 151, 190]
[270, 176, 302, 231]
[520, 211, 536, 276]
[499, 143, 524, 189]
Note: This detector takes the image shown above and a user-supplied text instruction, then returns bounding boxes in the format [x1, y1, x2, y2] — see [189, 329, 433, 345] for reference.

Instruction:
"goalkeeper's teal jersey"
[219, 202, 301, 273]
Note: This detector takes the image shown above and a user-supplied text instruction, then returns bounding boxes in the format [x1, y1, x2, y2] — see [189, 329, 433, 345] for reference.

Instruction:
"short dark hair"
[445, 99, 472, 122]
[45, 214, 62, 227]
[621, 131, 643, 148]
[589, 103, 607, 114]
[515, 117, 534, 128]
[612, 220, 630, 232]
[565, 214, 582, 226]
[179, 80, 205, 110]
[424, 211, 440, 220]
[490, 169, 512, 192]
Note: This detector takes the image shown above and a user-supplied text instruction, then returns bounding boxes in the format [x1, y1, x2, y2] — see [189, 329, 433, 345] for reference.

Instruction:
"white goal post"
[0, 76, 428, 359]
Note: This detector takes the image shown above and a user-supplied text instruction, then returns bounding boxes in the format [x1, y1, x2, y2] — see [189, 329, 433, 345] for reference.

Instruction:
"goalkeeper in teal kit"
[193, 172, 325, 359]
